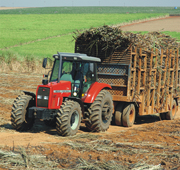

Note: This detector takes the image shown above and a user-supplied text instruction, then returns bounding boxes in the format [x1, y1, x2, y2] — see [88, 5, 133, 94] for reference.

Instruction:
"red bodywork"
[36, 81, 71, 109]
[81, 82, 112, 103]
[36, 81, 111, 109]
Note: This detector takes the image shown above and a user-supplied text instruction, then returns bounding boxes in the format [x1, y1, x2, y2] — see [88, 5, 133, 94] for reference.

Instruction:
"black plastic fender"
[23, 91, 36, 98]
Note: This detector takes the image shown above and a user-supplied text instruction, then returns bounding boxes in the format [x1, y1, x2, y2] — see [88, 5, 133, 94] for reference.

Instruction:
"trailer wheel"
[115, 103, 124, 126]
[160, 99, 177, 120]
[122, 103, 135, 127]
[56, 100, 81, 136]
[11, 94, 35, 131]
[85, 90, 113, 132]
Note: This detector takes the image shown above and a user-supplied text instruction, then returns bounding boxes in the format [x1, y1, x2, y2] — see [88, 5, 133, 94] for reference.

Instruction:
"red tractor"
[11, 53, 113, 136]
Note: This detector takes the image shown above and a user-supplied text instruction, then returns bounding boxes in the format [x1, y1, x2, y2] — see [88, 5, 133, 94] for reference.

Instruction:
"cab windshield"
[50, 59, 96, 86]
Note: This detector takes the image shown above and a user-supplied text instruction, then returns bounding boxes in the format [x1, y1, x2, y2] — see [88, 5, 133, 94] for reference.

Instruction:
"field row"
[0, 6, 180, 14]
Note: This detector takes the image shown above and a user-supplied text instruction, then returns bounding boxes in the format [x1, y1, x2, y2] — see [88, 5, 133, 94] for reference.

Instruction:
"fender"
[82, 82, 112, 104]
[23, 91, 36, 98]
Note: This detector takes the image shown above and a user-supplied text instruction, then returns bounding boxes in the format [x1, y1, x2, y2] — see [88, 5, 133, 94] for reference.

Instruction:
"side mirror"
[42, 58, 47, 68]
[42, 79, 48, 85]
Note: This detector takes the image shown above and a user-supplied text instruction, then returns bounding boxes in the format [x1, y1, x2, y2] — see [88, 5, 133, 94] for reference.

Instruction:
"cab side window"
[82, 63, 95, 93]
[83, 63, 95, 83]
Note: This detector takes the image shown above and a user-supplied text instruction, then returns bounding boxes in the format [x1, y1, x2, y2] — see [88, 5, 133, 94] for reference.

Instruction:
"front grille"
[37, 87, 50, 107]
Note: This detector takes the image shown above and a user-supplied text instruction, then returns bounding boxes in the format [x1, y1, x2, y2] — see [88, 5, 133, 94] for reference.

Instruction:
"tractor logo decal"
[54, 90, 71, 93]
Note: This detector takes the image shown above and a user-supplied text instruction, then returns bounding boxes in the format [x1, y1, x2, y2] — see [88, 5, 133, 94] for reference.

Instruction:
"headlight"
[37, 95, 42, 99]
[73, 92, 77, 96]
[44, 96, 49, 100]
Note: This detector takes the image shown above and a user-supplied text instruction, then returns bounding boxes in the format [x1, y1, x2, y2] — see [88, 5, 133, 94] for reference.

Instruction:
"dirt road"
[121, 16, 180, 32]
[0, 7, 30, 10]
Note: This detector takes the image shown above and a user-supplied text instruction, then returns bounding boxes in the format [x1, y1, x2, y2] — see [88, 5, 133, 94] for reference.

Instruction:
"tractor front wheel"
[85, 90, 113, 132]
[11, 94, 35, 131]
[56, 100, 81, 136]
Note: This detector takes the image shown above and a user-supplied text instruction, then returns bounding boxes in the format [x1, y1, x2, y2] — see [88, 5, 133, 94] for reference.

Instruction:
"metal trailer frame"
[96, 46, 180, 116]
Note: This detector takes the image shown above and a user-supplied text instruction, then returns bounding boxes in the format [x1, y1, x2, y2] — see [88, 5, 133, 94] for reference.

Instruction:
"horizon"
[0, 6, 180, 8]
[0, 0, 180, 8]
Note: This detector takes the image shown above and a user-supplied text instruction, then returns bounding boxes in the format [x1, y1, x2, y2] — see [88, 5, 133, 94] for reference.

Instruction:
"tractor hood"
[39, 80, 71, 91]
[36, 81, 72, 109]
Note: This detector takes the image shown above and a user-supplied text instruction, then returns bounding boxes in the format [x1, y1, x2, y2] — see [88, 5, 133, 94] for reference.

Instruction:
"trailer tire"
[85, 90, 113, 132]
[115, 103, 124, 126]
[11, 94, 35, 131]
[56, 100, 81, 136]
[122, 103, 135, 127]
[160, 99, 177, 120]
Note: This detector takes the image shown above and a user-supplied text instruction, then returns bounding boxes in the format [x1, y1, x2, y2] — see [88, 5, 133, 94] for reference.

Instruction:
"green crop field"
[0, 6, 180, 14]
[0, 13, 167, 61]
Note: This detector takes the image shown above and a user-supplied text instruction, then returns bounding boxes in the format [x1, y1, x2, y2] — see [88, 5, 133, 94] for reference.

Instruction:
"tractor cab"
[42, 53, 101, 100]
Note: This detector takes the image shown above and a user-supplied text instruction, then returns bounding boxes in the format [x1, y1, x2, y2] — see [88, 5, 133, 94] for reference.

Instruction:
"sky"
[0, 0, 180, 7]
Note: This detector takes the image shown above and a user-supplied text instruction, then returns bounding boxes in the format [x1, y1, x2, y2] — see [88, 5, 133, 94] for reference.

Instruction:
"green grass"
[10, 34, 75, 58]
[0, 6, 179, 14]
[163, 31, 180, 42]
[0, 13, 167, 59]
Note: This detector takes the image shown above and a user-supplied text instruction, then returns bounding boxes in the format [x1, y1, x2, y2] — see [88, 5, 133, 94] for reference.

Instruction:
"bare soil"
[0, 72, 180, 169]
[0, 7, 30, 10]
[121, 16, 180, 32]
[1, 17, 180, 169]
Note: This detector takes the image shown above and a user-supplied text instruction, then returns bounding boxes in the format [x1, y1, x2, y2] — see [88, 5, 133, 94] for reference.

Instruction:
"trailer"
[75, 42, 180, 127]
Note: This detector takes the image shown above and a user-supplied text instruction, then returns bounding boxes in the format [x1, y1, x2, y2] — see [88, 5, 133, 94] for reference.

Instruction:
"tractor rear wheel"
[122, 103, 135, 127]
[56, 100, 81, 136]
[11, 94, 35, 131]
[85, 90, 113, 132]
[160, 99, 177, 120]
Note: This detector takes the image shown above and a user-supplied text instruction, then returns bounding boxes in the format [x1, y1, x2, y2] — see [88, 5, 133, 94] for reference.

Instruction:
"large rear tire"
[85, 90, 113, 132]
[160, 99, 177, 120]
[56, 100, 81, 136]
[11, 94, 35, 131]
[122, 103, 135, 127]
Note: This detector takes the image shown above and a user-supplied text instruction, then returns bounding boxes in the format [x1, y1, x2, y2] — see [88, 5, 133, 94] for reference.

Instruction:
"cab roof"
[53, 52, 101, 63]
